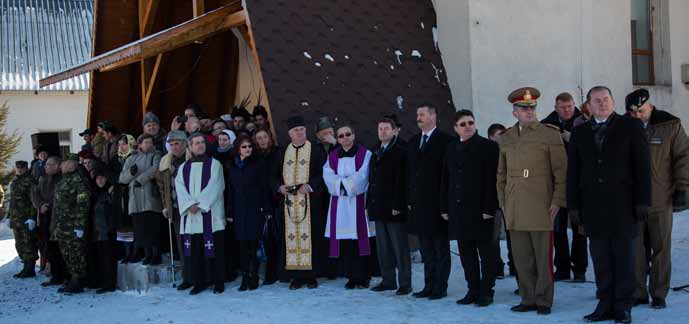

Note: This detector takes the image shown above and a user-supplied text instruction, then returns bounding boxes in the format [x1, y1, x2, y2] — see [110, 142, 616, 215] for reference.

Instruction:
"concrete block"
[117, 254, 181, 293]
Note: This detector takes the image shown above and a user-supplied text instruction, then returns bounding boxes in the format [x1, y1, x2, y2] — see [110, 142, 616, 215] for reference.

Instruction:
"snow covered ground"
[1, 215, 688, 324]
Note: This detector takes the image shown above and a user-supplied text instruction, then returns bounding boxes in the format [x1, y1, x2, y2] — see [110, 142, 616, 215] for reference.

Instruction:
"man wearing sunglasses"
[441, 110, 500, 307]
[497, 87, 567, 315]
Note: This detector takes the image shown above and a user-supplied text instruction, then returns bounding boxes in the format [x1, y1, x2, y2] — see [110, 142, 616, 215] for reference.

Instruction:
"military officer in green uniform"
[497, 87, 568, 315]
[9, 160, 38, 278]
[52, 153, 91, 294]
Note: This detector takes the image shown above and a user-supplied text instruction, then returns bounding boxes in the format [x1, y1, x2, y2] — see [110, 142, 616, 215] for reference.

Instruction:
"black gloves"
[129, 164, 138, 176]
[568, 209, 581, 226]
[673, 190, 689, 213]
[634, 205, 649, 222]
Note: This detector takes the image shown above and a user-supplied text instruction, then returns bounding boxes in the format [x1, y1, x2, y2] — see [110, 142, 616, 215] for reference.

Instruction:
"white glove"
[74, 229, 84, 238]
[25, 219, 36, 231]
[441, 213, 449, 221]
[482, 213, 495, 220]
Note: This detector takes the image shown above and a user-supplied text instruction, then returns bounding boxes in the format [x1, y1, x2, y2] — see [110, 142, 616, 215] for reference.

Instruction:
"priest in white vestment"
[175, 133, 226, 295]
[323, 126, 376, 289]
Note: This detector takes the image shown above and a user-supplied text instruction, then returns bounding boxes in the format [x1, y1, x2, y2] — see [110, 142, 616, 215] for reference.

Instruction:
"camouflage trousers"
[58, 238, 87, 279]
[13, 227, 38, 263]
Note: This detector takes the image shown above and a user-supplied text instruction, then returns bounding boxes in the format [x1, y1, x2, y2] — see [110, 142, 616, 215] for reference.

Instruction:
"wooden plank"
[40, 1, 243, 87]
[142, 54, 164, 114]
[193, 0, 205, 17]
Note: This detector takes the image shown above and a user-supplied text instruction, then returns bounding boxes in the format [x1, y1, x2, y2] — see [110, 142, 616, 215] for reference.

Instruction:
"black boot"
[238, 273, 249, 291]
[62, 277, 84, 294]
[15, 262, 36, 278]
[248, 272, 259, 290]
[149, 248, 162, 266]
[141, 248, 152, 265]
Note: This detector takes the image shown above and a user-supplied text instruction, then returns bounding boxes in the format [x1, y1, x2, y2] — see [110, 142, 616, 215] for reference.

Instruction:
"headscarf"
[117, 134, 137, 159]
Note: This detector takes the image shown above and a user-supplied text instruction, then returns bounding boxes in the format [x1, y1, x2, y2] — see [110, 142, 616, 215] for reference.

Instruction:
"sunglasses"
[337, 132, 353, 139]
[240, 145, 253, 149]
[458, 121, 475, 128]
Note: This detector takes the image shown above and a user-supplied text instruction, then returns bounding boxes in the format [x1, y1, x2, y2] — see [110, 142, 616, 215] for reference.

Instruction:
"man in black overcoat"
[567, 86, 651, 324]
[407, 104, 453, 300]
[441, 110, 499, 307]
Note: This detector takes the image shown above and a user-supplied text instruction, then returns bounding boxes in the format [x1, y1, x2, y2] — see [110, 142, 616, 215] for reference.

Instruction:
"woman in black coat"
[440, 110, 499, 306]
[225, 135, 272, 291]
[254, 129, 282, 284]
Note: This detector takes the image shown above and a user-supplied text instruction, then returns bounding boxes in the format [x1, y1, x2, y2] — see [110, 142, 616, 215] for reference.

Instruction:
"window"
[57, 130, 72, 156]
[631, 0, 654, 85]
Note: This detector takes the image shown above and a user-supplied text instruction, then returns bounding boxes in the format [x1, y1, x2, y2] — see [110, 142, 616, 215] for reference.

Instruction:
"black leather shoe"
[651, 298, 666, 309]
[584, 311, 614, 322]
[572, 273, 586, 282]
[496, 269, 505, 279]
[513, 288, 520, 295]
[213, 283, 224, 294]
[371, 283, 397, 292]
[614, 310, 632, 324]
[176, 282, 193, 291]
[96, 286, 116, 294]
[41, 278, 64, 287]
[288, 280, 303, 290]
[553, 272, 571, 281]
[189, 286, 206, 295]
[428, 291, 447, 300]
[412, 288, 432, 298]
[475, 296, 493, 307]
[345, 280, 356, 290]
[263, 279, 277, 286]
[238, 276, 249, 291]
[306, 279, 318, 289]
[537, 306, 551, 315]
[633, 298, 649, 307]
[510, 304, 537, 312]
[456, 293, 479, 305]
[396, 287, 412, 295]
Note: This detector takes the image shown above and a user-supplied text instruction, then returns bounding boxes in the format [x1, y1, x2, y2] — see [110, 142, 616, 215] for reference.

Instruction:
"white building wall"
[665, 0, 689, 128]
[433, 0, 689, 134]
[0, 91, 88, 166]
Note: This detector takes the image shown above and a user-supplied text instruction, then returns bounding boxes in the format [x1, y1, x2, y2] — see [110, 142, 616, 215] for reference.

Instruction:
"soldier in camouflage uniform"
[9, 161, 38, 278]
[52, 153, 91, 294]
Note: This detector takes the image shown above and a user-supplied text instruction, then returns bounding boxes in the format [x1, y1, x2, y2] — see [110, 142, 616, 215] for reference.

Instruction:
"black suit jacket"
[567, 114, 651, 238]
[440, 134, 499, 241]
[406, 129, 453, 236]
[367, 137, 407, 222]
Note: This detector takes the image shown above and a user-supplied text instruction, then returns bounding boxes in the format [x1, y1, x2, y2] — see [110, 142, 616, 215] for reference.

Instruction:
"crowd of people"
[5, 86, 689, 324]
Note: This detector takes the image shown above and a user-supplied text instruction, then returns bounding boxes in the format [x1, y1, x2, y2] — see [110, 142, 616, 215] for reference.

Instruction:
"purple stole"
[328, 144, 370, 258]
[181, 157, 215, 258]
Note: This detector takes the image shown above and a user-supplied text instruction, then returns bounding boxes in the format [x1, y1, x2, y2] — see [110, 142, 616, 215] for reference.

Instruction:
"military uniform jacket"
[51, 172, 91, 241]
[8, 173, 35, 227]
[567, 114, 651, 238]
[497, 122, 567, 231]
[644, 109, 689, 210]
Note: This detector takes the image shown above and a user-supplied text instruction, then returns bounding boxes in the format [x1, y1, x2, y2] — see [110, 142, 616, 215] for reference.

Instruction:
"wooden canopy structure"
[41, 0, 456, 145]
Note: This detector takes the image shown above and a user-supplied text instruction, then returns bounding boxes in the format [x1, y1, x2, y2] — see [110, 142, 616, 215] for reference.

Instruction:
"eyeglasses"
[240, 145, 253, 149]
[337, 132, 353, 139]
[458, 121, 475, 128]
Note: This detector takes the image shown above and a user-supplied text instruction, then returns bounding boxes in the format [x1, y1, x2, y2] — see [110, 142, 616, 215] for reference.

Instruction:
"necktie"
[420, 134, 428, 149]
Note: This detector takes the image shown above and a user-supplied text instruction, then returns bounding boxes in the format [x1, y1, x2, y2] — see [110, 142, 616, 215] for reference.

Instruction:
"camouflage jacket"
[51, 171, 91, 241]
[8, 172, 35, 227]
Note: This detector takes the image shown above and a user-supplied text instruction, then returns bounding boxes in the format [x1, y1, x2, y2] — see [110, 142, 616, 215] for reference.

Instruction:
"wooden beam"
[142, 54, 164, 114]
[193, 0, 205, 18]
[141, 0, 160, 37]
[40, 1, 244, 88]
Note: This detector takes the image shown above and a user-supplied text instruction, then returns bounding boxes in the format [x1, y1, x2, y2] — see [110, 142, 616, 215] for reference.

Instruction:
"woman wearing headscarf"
[112, 134, 138, 263]
[119, 134, 163, 265]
